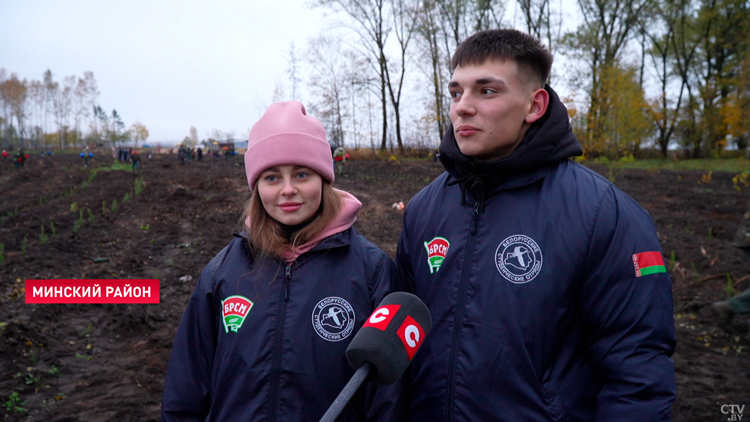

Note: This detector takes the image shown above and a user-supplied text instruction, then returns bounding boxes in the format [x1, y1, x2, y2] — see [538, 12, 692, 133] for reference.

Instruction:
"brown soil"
[0, 153, 748, 421]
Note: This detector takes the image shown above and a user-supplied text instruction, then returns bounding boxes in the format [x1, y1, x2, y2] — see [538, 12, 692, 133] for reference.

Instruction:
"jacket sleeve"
[579, 186, 676, 421]
[161, 260, 218, 421]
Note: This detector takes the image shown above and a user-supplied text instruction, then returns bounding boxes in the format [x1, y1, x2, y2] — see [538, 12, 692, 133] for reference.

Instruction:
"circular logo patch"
[495, 235, 543, 284]
[312, 297, 355, 342]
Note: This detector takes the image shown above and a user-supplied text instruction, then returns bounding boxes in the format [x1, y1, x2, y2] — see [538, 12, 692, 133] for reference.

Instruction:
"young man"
[396, 29, 676, 421]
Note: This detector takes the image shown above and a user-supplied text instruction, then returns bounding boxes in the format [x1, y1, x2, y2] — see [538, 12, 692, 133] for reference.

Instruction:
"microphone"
[319, 292, 432, 422]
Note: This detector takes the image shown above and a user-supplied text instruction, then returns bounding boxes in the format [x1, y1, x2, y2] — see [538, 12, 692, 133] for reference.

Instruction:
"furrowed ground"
[0, 152, 748, 421]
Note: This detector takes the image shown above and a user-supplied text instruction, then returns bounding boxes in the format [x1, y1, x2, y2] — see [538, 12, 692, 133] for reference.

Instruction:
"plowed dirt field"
[1, 152, 748, 421]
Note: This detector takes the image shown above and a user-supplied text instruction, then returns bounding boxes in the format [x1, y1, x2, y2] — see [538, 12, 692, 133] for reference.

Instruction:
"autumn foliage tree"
[130, 122, 149, 148]
[597, 64, 653, 157]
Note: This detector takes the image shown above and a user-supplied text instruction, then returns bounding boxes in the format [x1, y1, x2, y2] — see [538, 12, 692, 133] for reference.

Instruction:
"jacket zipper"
[446, 202, 480, 422]
[268, 264, 292, 422]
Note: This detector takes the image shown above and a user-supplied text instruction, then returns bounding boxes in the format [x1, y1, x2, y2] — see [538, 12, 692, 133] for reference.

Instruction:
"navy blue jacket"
[162, 228, 401, 421]
[396, 86, 676, 421]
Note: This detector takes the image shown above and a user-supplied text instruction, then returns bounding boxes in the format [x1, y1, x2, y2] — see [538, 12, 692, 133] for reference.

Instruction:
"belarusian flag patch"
[632, 251, 666, 277]
[222, 295, 254, 333]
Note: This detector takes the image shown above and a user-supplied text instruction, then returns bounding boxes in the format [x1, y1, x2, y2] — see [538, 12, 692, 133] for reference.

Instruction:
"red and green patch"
[424, 237, 450, 274]
[632, 251, 666, 277]
[222, 295, 254, 333]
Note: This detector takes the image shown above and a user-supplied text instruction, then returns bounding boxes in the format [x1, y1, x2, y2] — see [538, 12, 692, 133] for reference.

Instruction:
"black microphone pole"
[319, 362, 373, 422]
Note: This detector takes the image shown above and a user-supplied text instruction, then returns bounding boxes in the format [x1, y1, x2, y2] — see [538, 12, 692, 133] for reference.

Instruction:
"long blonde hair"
[241, 180, 342, 260]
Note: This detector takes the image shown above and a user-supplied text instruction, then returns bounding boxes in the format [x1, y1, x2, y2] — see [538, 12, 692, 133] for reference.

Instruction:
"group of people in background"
[2, 149, 29, 168]
[177, 145, 203, 165]
[2, 144, 238, 172]
[176, 145, 241, 165]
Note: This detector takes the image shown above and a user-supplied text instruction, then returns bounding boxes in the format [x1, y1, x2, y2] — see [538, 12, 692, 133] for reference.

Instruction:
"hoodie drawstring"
[447, 174, 486, 214]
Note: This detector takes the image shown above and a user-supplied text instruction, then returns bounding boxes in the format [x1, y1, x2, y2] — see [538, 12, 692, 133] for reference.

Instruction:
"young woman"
[162, 101, 401, 422]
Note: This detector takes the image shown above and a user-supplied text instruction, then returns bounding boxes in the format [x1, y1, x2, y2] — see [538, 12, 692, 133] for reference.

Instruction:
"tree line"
[0, 69, 149, 151]
[292, 0, 749, 159]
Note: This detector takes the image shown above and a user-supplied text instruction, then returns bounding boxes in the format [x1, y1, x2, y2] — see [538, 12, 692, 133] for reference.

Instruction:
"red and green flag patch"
[632, 251, 666, 277]
[222, 295, 254, 333]
[424, 236, 450, 274]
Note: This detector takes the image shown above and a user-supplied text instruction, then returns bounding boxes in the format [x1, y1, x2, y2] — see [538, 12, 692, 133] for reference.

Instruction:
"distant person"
[396, 28, 676, 421]
[81, 147, 91, 167]
[196, 147, 203, 161]
[131, 150, 140, 171]
[178, 146, 186, 165]
[333, 146, 347, 175]
[162, 101, 402, 421]
[713, 289, 750, 333]
[15, 149, 27, 168]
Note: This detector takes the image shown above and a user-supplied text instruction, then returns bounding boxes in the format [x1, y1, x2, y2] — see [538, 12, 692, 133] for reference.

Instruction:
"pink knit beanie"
[244, 101, 334, 190]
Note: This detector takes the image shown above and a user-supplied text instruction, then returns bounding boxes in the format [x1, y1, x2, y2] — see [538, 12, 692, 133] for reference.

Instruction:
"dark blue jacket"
[396, 86, 676, 421]
[162, 228, 401, 421]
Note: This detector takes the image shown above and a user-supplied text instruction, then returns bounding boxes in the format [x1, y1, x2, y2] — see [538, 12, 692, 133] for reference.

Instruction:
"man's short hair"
[451, 28, 553, 88]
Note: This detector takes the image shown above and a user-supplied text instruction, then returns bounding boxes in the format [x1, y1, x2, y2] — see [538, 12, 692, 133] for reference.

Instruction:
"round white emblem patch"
[312, 297, 356, 342]
[495, 235, 543, 284]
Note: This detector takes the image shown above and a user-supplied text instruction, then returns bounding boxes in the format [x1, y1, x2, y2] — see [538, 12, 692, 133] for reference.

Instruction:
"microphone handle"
[319, 361, 373, 422]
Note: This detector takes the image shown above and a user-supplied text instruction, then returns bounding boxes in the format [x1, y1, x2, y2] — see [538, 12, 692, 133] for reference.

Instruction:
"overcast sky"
[3, 0, 586, 147]
[2, 0, 328, 145]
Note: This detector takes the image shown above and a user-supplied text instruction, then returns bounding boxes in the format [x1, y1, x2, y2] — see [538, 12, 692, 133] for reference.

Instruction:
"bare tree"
[415, 0, 451, 139]
[189, 126, 199, 146]
[642, 1, 688, 158]
[517, 0, 559, 62]
[313, 0, 392, 151]
[52, 76, 75, 149]
[383, 0, 420, 154]
[285, 41, 303, 101]
[83, 72, 99, 142]
[73, 77, 89, 146]
[307, 35, 349, 147]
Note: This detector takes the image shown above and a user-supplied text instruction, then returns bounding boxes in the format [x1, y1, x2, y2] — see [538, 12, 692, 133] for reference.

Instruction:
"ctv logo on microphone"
[397, 316, 425, 360]
[363, 305, 400, 331]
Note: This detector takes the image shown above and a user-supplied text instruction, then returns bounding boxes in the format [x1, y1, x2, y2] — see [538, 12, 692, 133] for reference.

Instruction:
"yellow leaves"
[699, 171, 713, 184]
[580, 63, 652, 158]
[732, 172, 750, 191]
[129, 122, 149, 144]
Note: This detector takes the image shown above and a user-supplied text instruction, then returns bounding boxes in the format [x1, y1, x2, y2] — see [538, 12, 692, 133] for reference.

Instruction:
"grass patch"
[39, 225, 48, 244]
[134, 176, 145, 195]
[591, 158, 750, 173]
[4, 391, 26, 413]
[95, 161, 132, 172]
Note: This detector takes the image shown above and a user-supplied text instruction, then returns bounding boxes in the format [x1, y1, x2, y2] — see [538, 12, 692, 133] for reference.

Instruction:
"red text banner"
[25, 279, 160, 304]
